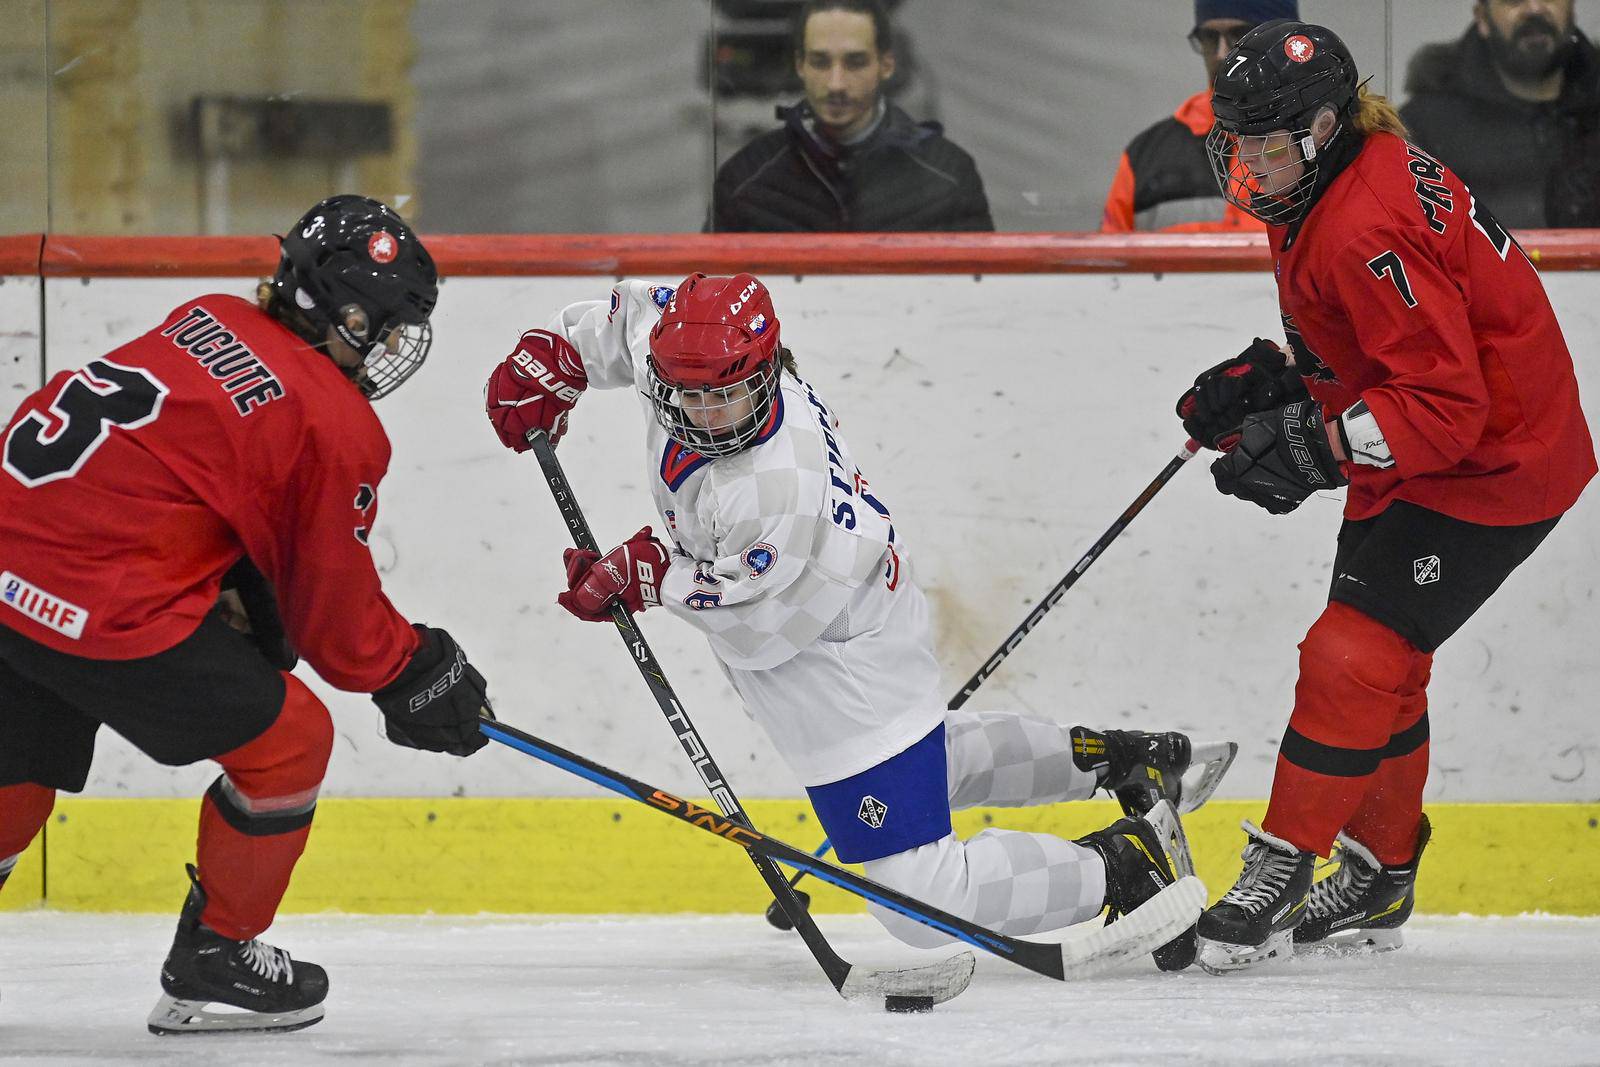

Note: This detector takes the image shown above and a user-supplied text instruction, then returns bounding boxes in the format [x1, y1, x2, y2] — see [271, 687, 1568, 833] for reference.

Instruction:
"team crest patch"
[748, 313, 768, 335]
[742, 543, 777, 579]
[1413, 555, 1441, 585]
[367, 231, 398, 263]
[1284, 35, 1315, 62]
[857, 795, 888, 829]
[649, 285, 675, 309]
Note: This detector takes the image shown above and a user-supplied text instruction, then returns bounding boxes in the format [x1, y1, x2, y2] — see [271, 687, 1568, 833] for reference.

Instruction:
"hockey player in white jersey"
[485, 272, 1206, 968]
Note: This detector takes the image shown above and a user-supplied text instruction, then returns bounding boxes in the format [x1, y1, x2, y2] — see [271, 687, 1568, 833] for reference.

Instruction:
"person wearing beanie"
[1100, 0, 1299, 232]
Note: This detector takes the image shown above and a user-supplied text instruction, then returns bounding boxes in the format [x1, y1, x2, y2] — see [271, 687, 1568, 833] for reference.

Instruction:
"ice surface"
[2, 912, 1597, 1065]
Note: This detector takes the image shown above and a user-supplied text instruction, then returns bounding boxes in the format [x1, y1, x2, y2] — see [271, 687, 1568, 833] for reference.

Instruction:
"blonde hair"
[1351, 84, 1408, 138]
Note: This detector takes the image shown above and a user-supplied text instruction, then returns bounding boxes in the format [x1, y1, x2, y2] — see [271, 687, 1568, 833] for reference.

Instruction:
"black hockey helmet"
[1205, 21, 1360, 225]
[1210, 20, 1358, 136]
[267, 194, 438, 400]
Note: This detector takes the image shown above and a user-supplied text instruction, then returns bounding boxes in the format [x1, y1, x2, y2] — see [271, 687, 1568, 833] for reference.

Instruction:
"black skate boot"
[147, 864, 328, 1035]
[1294, 814, 1431, 955]
[1196, 821, 1316, 975]
[1070, 727, 1238, 817]
[1076, 799, 1199, 971]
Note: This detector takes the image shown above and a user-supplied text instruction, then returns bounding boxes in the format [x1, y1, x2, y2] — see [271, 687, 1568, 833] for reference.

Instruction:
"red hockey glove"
[485, 329, 588, 452]
[556, 527, 672, 622]
[1176, 338, 1308, 451]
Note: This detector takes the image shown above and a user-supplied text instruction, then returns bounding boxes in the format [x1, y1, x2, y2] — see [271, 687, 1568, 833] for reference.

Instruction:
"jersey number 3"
[1366, 250, 1418, 309]
[3, 360, 169, 488]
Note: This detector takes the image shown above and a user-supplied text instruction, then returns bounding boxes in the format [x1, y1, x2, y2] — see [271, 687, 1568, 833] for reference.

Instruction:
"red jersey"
[0, 294, 418, 690]
[1270, 132, 1595, 524]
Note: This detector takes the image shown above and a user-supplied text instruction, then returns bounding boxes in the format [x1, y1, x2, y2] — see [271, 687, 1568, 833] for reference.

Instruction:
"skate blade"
[1196, 929, 1293, 975]
[1295, 927, 1404, 959]
[1178, 741, 1238, 815]
[147, 994, 325, 1035]
[1142, 799, 1197, 881]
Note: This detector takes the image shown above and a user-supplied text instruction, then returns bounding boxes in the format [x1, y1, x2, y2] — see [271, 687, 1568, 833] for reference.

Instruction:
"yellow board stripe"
[2, 798, 1595, 916]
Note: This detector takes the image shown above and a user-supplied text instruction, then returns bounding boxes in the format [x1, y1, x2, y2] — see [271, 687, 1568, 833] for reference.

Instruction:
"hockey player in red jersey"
[1176, 21, 1595, 973]
[0, 195, 495, 1033]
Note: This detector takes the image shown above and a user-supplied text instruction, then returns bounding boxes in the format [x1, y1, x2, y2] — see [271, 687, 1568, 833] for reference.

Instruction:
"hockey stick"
[481, 715, 1207, 986]
[947, 438, 1202, 709]
[773, 440, 1210, 916]
[524, 430, 969, 1007]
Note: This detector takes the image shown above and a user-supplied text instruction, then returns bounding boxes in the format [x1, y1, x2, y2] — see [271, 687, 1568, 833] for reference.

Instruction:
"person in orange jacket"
[1101, 0, 1299, 233]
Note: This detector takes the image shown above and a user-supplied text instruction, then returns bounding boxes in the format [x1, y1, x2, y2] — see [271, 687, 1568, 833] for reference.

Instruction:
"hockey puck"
[883, 995, 935, 1013]
[764, 889, 811, 930]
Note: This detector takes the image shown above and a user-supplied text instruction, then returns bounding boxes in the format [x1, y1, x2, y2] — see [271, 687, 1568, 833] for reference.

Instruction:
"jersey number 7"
[1366, 250, 1418, 309]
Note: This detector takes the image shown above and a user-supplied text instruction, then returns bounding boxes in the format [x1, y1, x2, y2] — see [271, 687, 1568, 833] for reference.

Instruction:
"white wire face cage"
[1206, 123, 1324, 226]
[356, 321, 432, 401]
[646, 359, 778, 458]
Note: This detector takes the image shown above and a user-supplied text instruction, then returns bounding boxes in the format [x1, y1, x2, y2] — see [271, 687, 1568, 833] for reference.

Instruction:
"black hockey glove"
[372, 626, 494, 757]
[218, 556, 298, 671]
[1176, 338, 1309, 450]
[1210, 400, 1347, 515]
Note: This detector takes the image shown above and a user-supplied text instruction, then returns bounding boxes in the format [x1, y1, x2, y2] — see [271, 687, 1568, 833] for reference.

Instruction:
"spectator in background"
[1401, 0, 1600, 228]
[710, 0, 993, 232]
[1102, 0, 1299, 233]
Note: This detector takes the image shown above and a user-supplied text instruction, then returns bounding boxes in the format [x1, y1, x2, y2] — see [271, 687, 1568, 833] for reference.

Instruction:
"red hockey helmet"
[646, 273, 782, 457]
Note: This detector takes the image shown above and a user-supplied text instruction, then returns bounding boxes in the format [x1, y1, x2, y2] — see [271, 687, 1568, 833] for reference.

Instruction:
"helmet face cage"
[647, 356, 778, 459]
[1206, 21, 1359, 226]
[354, 319, 432, 401]
[1206, 121, 1327, 226]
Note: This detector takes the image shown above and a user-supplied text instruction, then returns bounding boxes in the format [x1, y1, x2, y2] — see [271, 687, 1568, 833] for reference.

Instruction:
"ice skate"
[1071, 727, 1238, 817]
[1196, 821, 1316, 975]
[1076, 799, 1200, 971]
[147, 865, 328, 1035]
[1294, 814, 1431, 957]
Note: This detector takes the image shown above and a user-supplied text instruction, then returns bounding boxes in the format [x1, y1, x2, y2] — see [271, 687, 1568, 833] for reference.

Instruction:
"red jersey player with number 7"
[1174, 20, 1595, 973]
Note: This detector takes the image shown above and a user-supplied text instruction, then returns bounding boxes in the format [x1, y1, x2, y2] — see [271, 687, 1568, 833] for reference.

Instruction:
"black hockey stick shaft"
[480, 715, 1071, 979]
[947, 438, 1200, 709]
[786, 439, 1202, 886]
[526, 430, 856, 993]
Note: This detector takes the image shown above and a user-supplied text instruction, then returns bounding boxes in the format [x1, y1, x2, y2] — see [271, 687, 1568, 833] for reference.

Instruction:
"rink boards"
[1, 233, 1596, 917]
[5, 797, 1597, 916]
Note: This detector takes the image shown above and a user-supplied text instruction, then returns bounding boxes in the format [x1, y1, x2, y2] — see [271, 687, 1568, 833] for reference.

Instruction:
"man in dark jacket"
[709, 0, 993, 232]
[1401, 0, 1600, 228]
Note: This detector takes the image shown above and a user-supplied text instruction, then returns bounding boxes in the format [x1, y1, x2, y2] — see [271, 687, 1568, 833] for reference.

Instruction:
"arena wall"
[5, 234, 1596, 915]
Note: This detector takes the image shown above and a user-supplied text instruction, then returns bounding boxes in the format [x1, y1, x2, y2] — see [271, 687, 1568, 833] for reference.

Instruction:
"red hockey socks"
[1343, 653, 1432, 865]
[0, 783, 55, 891]
[1262, 602, 1429, 856]
[196, 673, 333, 940]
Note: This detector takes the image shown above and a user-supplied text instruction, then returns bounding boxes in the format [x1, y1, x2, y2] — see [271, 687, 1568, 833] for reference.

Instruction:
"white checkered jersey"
[550, 280, 900, 672]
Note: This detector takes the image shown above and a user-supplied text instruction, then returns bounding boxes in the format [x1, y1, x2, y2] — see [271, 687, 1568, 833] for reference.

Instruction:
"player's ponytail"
[1351, 84, 1408, 139]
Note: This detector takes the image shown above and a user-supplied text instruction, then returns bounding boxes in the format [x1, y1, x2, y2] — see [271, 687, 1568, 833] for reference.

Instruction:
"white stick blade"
[1058, 875, 1206, 981]
[838, 950, 976, 1006]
